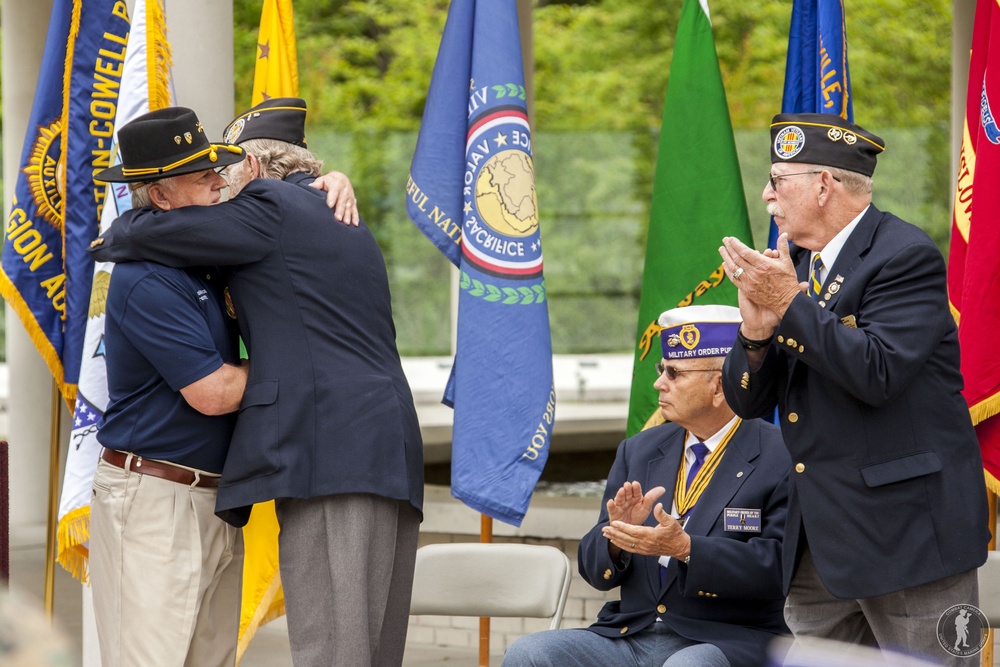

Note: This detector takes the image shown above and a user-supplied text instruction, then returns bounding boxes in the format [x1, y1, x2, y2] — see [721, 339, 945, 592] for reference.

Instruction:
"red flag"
[948, 0, 1000, 490]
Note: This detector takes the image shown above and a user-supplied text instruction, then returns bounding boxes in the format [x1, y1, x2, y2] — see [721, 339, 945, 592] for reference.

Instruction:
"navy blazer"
[91, 174, 423, 526]
[723, 204, 990, 599]
[578, 419, 791, 667]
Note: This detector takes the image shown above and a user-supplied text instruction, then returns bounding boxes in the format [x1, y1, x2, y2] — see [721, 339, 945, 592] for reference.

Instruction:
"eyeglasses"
[767, 171, 841, 191]
[655, 361, 717, 381]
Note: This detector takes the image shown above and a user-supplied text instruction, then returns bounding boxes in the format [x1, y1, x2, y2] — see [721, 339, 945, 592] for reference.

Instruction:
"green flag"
[627, 0, 754, 436]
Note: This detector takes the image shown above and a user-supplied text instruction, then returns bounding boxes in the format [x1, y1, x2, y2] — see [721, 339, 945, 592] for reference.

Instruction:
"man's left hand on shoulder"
[309, 171, 360, 226]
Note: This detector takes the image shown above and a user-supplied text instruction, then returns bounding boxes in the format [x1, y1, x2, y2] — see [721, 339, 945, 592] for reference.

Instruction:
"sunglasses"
[655, 361, 716, 381]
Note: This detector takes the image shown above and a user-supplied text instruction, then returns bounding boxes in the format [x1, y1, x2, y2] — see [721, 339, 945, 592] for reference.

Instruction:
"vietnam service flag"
[406, 0, 554, 526]
[626, 0, 753, 436]
[948, 0, 1000, 491]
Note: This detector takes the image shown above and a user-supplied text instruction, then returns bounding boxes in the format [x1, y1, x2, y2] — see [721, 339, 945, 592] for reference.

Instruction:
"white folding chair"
[409, 542, 572, 630]
[978, 550, 1000, 628]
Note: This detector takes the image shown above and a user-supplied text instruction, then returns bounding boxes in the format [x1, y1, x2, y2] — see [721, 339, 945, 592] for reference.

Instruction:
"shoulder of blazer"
[622, 422, 683, 459]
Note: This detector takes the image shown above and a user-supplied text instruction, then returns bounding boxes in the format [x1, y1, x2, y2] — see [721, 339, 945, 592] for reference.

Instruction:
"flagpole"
[44, 380, 62, 618]
[479, 513, 493, 666]
[983, 490, 996, 667]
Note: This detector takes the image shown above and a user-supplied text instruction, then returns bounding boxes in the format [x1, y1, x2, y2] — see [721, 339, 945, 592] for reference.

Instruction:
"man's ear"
[710, 372, 727, 408]
[148, 183, 173, 210]
[816, 170, 837, 207]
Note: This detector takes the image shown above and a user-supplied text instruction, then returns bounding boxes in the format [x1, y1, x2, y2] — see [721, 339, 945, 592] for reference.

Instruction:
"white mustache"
[767, 203, 785, 218]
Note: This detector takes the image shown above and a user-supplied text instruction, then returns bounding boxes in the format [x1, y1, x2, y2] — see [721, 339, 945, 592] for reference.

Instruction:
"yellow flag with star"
[237, 0, 300, 661]
[251, 0, 298, 105]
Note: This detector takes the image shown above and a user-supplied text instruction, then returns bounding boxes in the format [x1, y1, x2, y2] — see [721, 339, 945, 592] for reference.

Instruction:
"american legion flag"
[767, 0, 853, 249]
[0, 0, 130, 411]
[57, 0, 172, 580]
[948, 0, 1000, 492]
[406, 0, 554, 526]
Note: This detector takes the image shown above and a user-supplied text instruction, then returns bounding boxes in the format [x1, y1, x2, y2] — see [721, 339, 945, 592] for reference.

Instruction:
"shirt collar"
[812, 205, 869, 284]
[684, 414, 740, 460]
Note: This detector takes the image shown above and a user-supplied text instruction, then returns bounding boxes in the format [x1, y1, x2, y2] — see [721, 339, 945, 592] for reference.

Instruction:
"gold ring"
[630, 542, 636, 549]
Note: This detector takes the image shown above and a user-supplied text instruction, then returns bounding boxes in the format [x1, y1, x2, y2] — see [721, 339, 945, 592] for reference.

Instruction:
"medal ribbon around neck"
[673, 418, 742, 517]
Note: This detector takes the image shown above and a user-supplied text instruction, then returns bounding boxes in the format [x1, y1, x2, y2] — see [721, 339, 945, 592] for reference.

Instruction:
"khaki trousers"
[90, 457, 243, 667]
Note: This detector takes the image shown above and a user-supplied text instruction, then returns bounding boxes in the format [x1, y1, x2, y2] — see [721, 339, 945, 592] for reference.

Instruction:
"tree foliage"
[228, 0, 955, 354]
[233, 0, 952, 132]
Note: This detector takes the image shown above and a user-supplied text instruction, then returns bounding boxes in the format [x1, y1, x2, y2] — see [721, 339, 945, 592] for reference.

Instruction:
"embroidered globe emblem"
[474, 151, 538, 239]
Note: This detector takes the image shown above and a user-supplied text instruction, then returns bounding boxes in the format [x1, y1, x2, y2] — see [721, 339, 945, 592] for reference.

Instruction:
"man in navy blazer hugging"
[91, 98, 423, 667]
[503, 305, 791, 667]
[719, 114, 990, 665]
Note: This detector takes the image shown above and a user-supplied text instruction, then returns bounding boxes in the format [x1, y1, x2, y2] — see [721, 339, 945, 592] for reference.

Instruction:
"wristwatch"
[737, 326, 774, 351]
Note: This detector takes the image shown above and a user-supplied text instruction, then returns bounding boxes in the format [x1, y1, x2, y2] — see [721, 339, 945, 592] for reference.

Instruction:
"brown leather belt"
[101, 448, 220, 488]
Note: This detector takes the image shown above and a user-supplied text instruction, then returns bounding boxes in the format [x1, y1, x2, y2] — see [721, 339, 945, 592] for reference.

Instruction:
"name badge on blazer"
[724, 508, 761, 532]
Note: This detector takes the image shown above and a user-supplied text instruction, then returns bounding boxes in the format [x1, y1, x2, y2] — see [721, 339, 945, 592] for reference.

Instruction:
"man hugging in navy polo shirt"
[87, 107, 250, 667]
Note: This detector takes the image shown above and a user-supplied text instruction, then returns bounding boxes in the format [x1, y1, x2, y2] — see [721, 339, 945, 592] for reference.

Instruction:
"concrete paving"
[8, 533, 503, 666]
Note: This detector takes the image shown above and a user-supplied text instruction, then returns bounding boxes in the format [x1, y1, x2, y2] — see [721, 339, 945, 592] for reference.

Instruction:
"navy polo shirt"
[97, 261, 239, 474]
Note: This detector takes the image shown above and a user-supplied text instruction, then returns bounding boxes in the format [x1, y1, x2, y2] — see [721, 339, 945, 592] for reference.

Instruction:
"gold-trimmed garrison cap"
[223, 97, 308, 148]
[95, 107, 245, 184]
[770, 113, 885, 177]
[659, 305, 741, 360]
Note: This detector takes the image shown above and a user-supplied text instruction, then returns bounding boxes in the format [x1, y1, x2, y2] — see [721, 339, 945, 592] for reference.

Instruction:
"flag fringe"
[56, 2, 86, 406]
[57, 0, 83, 411]
[146, 0, 173, 111]
[236, 572, 284, 664]
[56, 505, 91, 583]
[970, 393, 1000, 426]
[985, 469, 1000, 497]
[0, 273, 72, 408]
[949, 300, 960, 326]
[58, 0, 82, 233]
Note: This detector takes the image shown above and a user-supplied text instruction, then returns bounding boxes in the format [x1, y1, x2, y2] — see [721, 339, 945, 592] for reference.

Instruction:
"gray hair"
[129, 180, 158, 209]
[238, 137, 323, 180]
[796, 162, 873, 195]
[825, 166, 872, 195]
